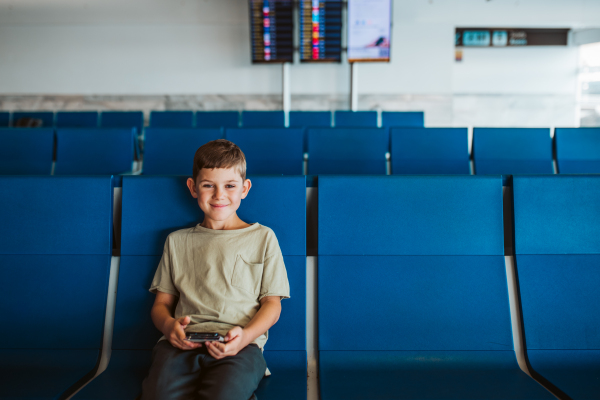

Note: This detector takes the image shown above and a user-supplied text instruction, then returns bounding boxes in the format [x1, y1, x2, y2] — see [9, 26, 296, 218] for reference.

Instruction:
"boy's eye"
[226, 185, 236, 188]
[202, 184, 213, 188]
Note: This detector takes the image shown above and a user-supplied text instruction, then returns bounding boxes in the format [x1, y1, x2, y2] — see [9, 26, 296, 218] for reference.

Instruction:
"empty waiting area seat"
[101, 111, 144, 133]
[513, 175, 600, 399]
[333, 111, 377, 127]
[74, 175, 307, 400]
[54, 128, 134, 175]
[555, 128, 600, 174]
[150, 111, 194, 128]
[289, 111, 331, 128]
[225, 128, 304, 175]
[0, 112, 8, 127]
[196, 111, 239, 128]
[0, 128, 54, 175]
[0, 176, 114, 400]
[307, 128, 387, 174]
[241, 111, 285, 128]
[391, 127, 469, 174]
[56, 111, 99, 128]
[382, 111, 424, 128]
[143, 128, 222, 175]
[11, 111, 54, 127]
[318, 175, 553, 400]
[474, 128, 553, 175]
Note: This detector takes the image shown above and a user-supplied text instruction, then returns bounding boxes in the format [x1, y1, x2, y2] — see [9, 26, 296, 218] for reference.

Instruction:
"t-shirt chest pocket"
[231, 255, 264, 295]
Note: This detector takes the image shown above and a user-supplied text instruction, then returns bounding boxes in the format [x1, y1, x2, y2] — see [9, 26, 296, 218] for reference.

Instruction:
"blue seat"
[56, 111, 99, 128]
[0, 176, 113, 399]
[100, 111, 144, 133]
[391, 128, 469, 174]
[143, 128, 222, 175]
[333, 111, 377, 127]
[318, 176, 553, 400]
[196, 111, 239, 128]
[55, 128, 134, 175]
[307, 128, 387, 174]
[149, 111, 194, 128]
[474, 128, 553, 175]
[11, 111, 54, 127]
[241, 111, 285, 128]
[289, 111, 331, 128]
[0, 112, 8, 127]
[225, 128, 304, 175]
[0, 128, 54, 175]
[382, 111, 424, 128]
[74, 176, 306, 399]
[555, 128, 600, 174]
[513, 175, 600, 399]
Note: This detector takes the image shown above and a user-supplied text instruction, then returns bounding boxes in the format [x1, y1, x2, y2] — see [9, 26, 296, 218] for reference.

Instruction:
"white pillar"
[283, 62, 291, 127]
[350, 62, 359, 111]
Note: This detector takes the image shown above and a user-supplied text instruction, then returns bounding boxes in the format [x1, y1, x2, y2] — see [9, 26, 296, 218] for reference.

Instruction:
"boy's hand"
[163, 316, 202, 351]
[205, 326, 246, 359]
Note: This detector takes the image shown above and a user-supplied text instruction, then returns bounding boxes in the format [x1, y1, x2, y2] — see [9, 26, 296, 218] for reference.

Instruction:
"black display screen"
[249, 0, 294, 63]
[300, 0, 343, 63]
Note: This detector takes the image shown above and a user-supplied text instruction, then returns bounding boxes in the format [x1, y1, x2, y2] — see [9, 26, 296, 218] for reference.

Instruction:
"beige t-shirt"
[149, 223, 290, 349]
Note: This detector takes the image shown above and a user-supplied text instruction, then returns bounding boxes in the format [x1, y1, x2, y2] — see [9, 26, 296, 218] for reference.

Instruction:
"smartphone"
[184, 332, 225, 343]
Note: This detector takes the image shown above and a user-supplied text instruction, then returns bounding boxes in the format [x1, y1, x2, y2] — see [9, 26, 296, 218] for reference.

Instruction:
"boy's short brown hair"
[192, 139, 246, 181]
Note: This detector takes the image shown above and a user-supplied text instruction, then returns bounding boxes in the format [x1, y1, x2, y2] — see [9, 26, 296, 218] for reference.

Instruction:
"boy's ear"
[187, 178, 199, 199]
[241, 179, 252, 199]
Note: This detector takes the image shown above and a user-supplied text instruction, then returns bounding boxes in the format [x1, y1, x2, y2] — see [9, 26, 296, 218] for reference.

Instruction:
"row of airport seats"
[2, 126, 599, 176]
[0, 128, 135, 175]
[1, 174, 598, 400]
[0, 110, 424, 129]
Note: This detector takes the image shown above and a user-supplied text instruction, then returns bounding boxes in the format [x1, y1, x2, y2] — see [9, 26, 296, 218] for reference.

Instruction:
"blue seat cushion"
[0, 128, 54, 175]
[241, 111, 285, 128]
[319, 351, 554, 400]
[558, 160, 600, 174]
[527, 350, 600, 400]
[255, 351, 307, 400]
[0, 349, 99, 400]
[475, 160, 553, 175]
[72, 350, 152, 400]
[149, 111, 194, 128]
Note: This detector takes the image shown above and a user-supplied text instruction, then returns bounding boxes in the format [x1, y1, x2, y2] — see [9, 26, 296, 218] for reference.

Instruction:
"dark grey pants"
[140, 341, 266, 400]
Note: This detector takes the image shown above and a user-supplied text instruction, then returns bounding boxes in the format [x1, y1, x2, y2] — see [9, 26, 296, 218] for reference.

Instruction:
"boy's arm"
[205, 296, 281, 359]
[151, 291, 201, 350]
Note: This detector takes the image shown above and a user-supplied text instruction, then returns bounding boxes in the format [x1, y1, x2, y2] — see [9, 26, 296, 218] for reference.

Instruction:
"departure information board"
[300, 0, 343, 63]
[347, 0, 391, 62]
[249, 0, 294, 63]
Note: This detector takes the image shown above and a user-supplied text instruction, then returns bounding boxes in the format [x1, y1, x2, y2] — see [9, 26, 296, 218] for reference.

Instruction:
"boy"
[141, 139, 290, 400]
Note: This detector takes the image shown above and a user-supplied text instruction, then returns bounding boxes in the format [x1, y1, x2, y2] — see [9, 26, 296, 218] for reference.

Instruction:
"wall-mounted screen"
[455, 28, 569, 47]
[347, 0, 391, 63]
[300, 0, 343, 63]
[249, 0, 294, 63]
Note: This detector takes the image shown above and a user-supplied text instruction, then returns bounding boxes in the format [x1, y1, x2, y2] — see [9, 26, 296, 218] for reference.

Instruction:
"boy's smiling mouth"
[211, 204, 229, 208]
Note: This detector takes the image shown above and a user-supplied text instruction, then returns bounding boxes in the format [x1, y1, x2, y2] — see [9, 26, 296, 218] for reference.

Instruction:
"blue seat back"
[382, 111, 424, 128]
[56, 111, 99, 128]
[334, 111, 377, 127]
[0, 176, 113, 349]
[101, 111, 144, 133]
[143, 128, 222, 175]
[289, 111, 331, 127]
[0, 112, 9, 127]
[225, 128, 304, 175]
[307, 128, 387, 174]
[241, 111, 285, 128]
[12, 111, 54, 127]
[116, 176, 306, 350]
[391, 128, 469, 174]
[319, 176, 509, 351]
[0, 128, 54, 175]
[514, 175, 600, 351]
[55, 128, 134, 175]
[555, 128, 600, 174]
[196, 111, 239, 128]
[474, 128, 553, 175]
[150, 111, 194, 128]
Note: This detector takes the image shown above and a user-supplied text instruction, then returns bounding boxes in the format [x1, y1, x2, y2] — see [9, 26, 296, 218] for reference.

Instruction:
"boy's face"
[186, 167, 251, 226]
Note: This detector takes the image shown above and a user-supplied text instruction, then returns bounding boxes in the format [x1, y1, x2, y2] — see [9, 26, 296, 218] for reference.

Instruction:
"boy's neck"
[200, 214, 251, 231]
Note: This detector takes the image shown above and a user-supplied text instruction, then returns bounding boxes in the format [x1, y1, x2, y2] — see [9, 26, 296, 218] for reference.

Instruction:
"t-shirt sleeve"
[259, 230, 290, 301]
[149, 235, 180, 297]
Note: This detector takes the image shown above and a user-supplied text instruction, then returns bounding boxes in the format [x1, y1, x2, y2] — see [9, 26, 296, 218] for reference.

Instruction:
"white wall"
[1, 0, 599, 96]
